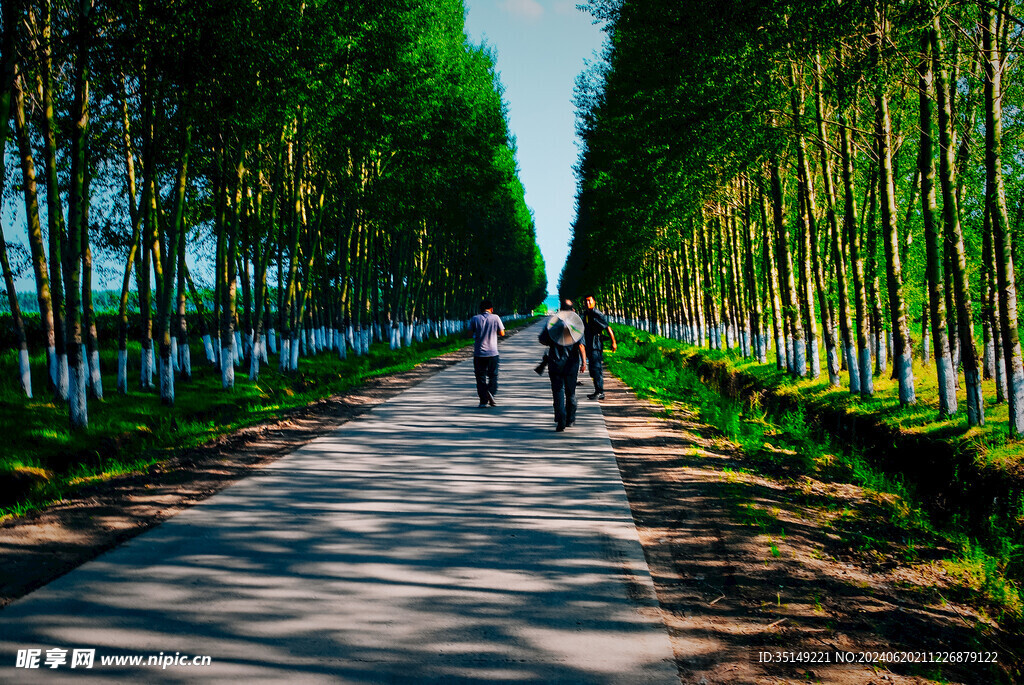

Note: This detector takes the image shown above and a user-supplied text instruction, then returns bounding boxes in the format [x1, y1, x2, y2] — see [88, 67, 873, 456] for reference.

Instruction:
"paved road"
[0, 322, 678, 684]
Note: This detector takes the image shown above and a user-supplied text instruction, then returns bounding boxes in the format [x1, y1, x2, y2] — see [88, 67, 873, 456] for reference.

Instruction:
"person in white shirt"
[468, 299, 505, 407]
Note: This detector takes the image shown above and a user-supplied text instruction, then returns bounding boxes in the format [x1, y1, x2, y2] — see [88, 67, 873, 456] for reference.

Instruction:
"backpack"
[544, 341, 577, 374]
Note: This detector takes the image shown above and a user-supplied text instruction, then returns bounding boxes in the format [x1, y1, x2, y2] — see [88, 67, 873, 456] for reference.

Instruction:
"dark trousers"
[473, 355, 499, 403]
[549, 366, 579, 427]
[587, 348, 604, 393]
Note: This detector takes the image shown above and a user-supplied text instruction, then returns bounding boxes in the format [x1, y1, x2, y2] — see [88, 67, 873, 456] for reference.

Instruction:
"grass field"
[607, 326, 1024, 627]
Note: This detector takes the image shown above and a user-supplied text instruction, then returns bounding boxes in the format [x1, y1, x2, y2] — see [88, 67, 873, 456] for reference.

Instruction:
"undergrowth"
[607, 326, 1023, 628]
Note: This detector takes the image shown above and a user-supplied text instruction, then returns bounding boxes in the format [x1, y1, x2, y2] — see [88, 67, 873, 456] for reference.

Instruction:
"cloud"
[501, 0, 544, 21]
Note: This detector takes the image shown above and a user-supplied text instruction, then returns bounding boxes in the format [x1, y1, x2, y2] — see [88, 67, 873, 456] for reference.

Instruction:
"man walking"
[583, 294, 617, 400]
[468, 299, 504, 407]
[539, 299, 586, 432]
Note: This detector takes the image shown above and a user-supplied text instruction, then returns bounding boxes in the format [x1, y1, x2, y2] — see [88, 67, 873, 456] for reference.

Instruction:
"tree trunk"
[932, 14, 983, 425]
[65, 0, 93, 431]
[875, 75, 915, 404]
[983, 4, 1024, 433]
[770, 155, 805, 376]
[918, 32, 956, 415]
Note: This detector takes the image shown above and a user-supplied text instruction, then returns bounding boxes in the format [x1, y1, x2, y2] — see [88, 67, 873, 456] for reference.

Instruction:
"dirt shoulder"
[600, 373, 1016, 685]
[0, 342, 478, 609]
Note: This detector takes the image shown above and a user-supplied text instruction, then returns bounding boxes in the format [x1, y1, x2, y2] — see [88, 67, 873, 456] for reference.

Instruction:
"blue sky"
[463, 0, 606, 295]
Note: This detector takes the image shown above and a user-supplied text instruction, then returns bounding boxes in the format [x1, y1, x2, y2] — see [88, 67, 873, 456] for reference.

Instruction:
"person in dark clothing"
[539, 300, 587, 432]
[582, 294, 617, 400]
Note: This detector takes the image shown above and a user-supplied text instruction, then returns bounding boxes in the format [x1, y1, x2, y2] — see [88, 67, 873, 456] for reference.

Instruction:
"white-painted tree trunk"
[48, 347, 57, 388]
[57, 353, 69, 400]
[141, 346, 154, 389]
[859, 347, 874, 395]
[290, 335, 301, 370]
[89, 346, 103, 399]
[202, 334, 216, 364]
[117, 349, 128, 394]
[251, 337, 263, 373]
[897, 349, 916, 404]
[846, 343, 860, 394]
[795, 336, 808, 377]
[181, 342, 192, 379]
[877, 331, 888, 373]
[234, 332, 243, 365]
[404, 322, 413, 347]
[80, 345, 91, 393]
[825, 344, 840, 387]
[69, 361, 88, 429]
[18, 349, 32, 398]
[995, 346, 1008, 402]
[222, 346, 235, 388]
[353, 327, 362, 356]
[160, 352, 174, 404]
[346, 325, 354, 350]
[249, 344, 260, 380]
[259, 334, 268, 363]
[809, 339, 820, 379]
[279, 339, 290, 372]
[936, 353, 957, 415]
[268, 328, 277, 354]
[337, 333, 347, 360]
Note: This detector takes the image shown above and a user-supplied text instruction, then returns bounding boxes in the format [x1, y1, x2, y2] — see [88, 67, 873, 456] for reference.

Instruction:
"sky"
[462, 0, 606, 295]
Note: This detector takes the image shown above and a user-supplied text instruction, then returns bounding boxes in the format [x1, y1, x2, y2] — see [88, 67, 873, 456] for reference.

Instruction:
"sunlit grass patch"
[944, 542, 1024, 621]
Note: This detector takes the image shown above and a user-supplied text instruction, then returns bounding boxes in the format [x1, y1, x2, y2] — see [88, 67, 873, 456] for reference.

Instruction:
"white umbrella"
[546, 310, 584, 346]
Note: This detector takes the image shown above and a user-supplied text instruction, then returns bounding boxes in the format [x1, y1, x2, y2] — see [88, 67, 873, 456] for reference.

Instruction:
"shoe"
[556, 422, 566, 432]
[587, 392, 605, 400]
[488, 398, 497, 407]
[478, 402, 488, 408]
[567, 420, 575, 428]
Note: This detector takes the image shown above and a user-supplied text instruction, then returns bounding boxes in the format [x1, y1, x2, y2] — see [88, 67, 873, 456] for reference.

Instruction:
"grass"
[606, 325, 1024, 627]
[0, 318, 536, 521]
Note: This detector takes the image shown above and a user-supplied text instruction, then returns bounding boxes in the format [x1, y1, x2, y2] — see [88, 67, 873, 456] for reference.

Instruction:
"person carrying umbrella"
[538, 299, 587, 432]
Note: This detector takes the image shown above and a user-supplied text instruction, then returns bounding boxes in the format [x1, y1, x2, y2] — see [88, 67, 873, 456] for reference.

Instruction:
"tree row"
[0, 0, 546, 430]
[564, 0, 1024, 434]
